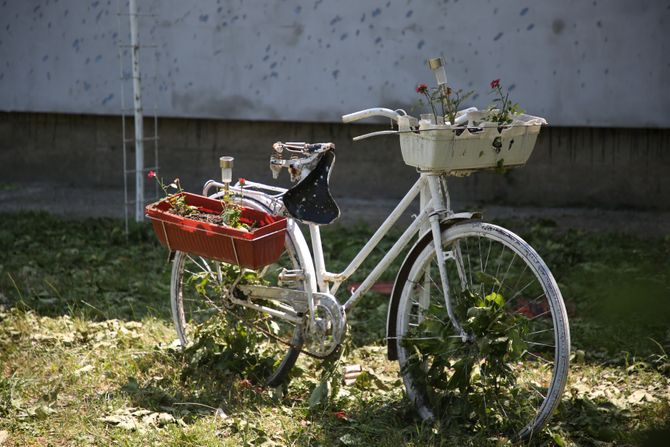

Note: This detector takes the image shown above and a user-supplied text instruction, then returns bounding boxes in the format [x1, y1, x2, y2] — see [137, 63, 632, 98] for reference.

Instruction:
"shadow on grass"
[111, 345, 436, 446]
[637, 424, 670, 447]
[114, 350, 251, 423]
[1, 212, 173, 322]
[553, 394, 670, 446]
[109, 339, 670, 447]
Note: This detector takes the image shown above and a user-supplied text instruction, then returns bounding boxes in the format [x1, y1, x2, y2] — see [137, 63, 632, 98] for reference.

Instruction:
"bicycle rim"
[170, 213, 307, 387]
[396, 222, 570, 439]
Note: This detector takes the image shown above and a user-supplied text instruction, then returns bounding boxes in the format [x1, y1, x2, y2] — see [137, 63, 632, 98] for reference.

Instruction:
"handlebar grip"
[342, 108, 400, 123]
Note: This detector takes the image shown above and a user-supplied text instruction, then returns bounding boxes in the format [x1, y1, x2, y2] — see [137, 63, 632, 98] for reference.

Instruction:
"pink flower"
[147, 170, 156, 178]
[416, 83, 429, 94]
[490, 79, 501, 89]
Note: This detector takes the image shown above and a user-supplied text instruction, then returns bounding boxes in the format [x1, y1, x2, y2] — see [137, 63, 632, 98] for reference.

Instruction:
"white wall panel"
[0, 0, 668, 127]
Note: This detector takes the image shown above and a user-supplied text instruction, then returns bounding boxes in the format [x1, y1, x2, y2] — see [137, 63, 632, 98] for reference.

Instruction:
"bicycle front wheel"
[170, 209, 310, 387]
[395, 222, 570, 439]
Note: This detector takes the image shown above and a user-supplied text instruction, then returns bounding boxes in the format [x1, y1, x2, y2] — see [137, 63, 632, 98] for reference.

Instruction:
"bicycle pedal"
[342, 364, 362, 386]
[278, 268, 305, 285]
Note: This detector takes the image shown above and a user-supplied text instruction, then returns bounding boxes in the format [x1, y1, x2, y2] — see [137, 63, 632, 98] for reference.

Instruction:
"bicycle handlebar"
[341, 107, 401, 123]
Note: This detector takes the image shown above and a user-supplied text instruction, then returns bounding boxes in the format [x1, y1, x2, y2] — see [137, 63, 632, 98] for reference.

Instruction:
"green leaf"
[447, 358, 474, 392]
[308, 380, 330, 410]
[474, 271, 501, 289]
[339, 433, 358, 445]
[549, 430, 566, 447]
[485, 292, 505, 307]
[34, 404, 57, 420]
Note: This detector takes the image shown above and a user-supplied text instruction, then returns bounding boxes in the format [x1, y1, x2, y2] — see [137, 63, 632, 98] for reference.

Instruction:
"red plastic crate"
[145, 192, 287, 270]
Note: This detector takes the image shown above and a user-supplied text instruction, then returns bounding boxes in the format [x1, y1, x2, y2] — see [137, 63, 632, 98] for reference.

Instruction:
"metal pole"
[129, 0, 144, 222]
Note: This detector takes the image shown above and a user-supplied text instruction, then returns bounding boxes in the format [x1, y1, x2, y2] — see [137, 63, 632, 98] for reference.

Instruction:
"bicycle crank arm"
[227, 293, 303, 324]
[238, 285, 347, 358]
[237, 284, 335, 314]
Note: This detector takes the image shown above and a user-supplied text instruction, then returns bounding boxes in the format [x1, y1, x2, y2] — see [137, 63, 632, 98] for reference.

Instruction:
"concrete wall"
[1, 0, 669, 127]
[1, 112, 668, 211]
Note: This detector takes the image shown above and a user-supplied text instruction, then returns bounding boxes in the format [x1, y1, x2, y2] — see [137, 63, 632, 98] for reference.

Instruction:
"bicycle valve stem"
[220, 156, 234, 193]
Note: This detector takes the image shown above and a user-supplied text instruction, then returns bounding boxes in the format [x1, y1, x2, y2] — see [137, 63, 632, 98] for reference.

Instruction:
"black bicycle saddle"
[282, 150, 340, 225]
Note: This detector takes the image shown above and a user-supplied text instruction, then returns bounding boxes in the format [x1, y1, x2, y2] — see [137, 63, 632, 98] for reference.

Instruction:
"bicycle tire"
[170, 198, 311, 387]
[395, 221, 570, 439]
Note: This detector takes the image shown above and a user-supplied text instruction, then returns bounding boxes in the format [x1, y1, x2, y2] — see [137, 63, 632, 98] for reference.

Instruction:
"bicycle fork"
[425, 175, 470, 342]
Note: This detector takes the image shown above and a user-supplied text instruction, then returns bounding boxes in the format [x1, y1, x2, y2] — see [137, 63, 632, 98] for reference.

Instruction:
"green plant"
[401, 289, 533, 436]
[182, 312, 281, 383]
[416, 83, 474, 125]
[486, 79, 524, 125]
[148, 171, 250, 230]
[414, 76, 525, 127]
[147, 171, 195, 217]
[218, 194, 245, 230]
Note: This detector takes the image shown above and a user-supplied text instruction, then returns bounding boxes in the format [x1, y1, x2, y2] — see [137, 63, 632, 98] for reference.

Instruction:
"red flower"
[239, 178, 246, 186]
[147, 170, 156, 178]
[416, 83, 429, 94]
[334, 410, 347, 420]
[490, 79, 501, 89]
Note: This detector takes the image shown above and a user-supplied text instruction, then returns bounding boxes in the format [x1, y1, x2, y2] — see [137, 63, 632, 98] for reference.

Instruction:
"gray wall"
[1, 0, 669, 127]
[1, 112, 668, 211]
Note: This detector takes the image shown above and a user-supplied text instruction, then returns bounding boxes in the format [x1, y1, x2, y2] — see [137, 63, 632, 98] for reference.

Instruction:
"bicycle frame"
[203, 170, 470, 339]
[315, 173, 436, 310]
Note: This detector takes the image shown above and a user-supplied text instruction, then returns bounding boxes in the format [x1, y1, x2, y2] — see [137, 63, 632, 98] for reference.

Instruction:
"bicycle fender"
[386, 212, 481, 361]
[234, 196, 317, 293]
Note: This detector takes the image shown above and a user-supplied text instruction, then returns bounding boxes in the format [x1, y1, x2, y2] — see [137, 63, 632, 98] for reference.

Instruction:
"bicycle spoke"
[483, 238, 493, 273]
[506, 277, 536, 302]
[478, 236, 484, 272]
[527, 328, 553, 336]
[465, 238, 474, 288]
[495, 252, 517, 295]
[529, 310, 552, 321]
[524, 340, 555, 349]
[522, 350, 552, 365]
[507, 262, 529, 298]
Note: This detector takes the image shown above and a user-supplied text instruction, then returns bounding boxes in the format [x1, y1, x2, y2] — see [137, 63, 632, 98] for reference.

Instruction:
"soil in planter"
[176, 209, 254, 232]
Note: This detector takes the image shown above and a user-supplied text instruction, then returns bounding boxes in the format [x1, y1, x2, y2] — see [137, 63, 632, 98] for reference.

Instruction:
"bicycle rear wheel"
[170, 202, 311, 387]
[395, 222, 570, 439]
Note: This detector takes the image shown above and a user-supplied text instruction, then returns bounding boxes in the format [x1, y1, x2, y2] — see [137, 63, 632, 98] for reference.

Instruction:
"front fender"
[386, 212, 481, 360]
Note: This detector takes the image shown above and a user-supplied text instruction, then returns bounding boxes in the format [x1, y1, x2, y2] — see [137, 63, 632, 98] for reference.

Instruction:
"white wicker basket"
[397, 112, 547, 174]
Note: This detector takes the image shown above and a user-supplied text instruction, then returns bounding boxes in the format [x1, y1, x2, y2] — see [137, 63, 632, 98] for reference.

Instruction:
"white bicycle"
[168, 107, 570, 439]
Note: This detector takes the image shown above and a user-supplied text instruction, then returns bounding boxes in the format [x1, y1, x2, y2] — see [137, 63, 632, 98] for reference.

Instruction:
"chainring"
[302, 293, 346, 358]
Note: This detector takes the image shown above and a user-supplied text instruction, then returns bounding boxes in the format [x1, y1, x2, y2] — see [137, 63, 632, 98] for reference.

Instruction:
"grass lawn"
[1, 212, 669, 446]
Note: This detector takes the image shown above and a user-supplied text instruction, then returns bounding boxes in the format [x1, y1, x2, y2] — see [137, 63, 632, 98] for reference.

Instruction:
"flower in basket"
[485, 78, 524, 126]
[415, 81, 473, 125]
[147, 171, 251, 231]
[148, 170, 196, 217]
